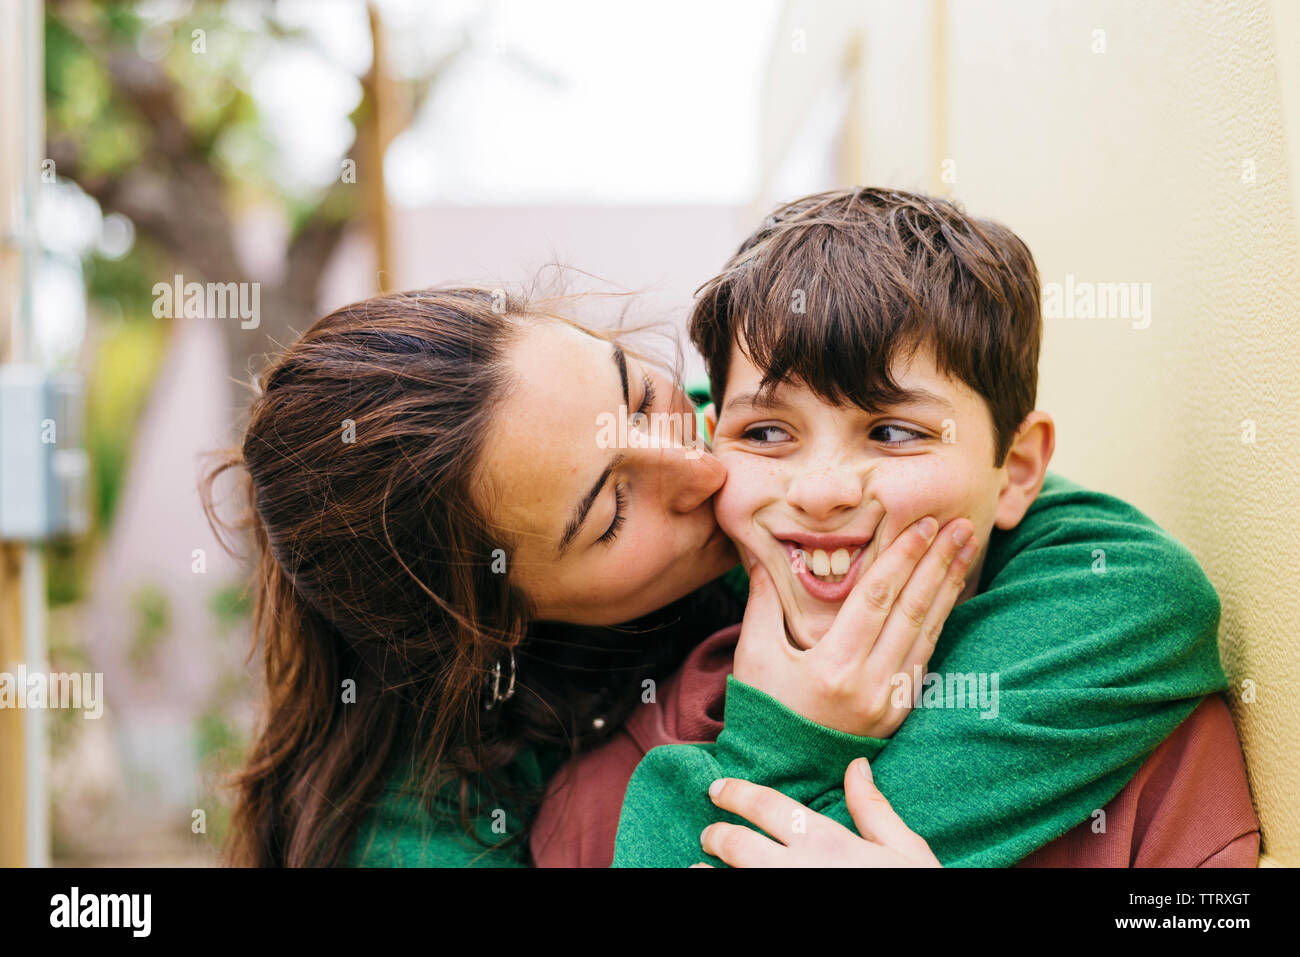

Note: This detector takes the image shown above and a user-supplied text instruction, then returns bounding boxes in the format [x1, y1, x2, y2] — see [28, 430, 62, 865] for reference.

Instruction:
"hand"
[693, 758, 941, 868]
[733, 515, 978, 738]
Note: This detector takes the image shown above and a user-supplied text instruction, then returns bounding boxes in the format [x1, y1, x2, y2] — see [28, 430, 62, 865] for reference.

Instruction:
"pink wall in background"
[319, 204, 751, 382]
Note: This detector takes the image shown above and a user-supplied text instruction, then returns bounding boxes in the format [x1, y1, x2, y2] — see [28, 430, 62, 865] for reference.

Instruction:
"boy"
[530, 187, 1256, 867]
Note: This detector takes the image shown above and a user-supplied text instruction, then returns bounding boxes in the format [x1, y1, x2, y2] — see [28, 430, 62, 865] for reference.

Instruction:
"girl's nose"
[662, 445, 727, 512]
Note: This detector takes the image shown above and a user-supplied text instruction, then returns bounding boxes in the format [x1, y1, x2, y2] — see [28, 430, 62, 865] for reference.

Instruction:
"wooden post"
[0, 0, 41, 867]
[0, 546, 23, 865]
[363, 2, 398, 292]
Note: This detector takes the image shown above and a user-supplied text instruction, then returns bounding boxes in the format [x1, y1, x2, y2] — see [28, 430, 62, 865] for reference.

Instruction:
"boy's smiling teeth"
[792, 546, 864, 584]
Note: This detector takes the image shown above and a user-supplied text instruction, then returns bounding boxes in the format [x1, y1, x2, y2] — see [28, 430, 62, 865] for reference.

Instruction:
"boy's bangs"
[729, 239, 935, 416]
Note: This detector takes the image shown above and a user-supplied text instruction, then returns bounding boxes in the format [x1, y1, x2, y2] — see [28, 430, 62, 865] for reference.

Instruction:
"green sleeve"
[349, 748, 562, 867]
[612, 676, 887, 867]
[613, 472, 1229, 867]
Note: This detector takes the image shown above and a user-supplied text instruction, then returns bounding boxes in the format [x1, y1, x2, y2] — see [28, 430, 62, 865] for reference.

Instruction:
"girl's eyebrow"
[613, 345, 630, 407]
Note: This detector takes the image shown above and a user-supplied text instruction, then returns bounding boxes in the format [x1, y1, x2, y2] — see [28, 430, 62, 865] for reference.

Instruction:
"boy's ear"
[994, 411, 1056, 530]
[703, 403, 718, 445]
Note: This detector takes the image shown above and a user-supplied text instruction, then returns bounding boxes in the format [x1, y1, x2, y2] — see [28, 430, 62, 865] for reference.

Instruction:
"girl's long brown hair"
[202, 287, 738, 867]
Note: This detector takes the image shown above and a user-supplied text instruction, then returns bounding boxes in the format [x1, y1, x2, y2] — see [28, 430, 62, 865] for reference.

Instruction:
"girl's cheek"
[634, 523, 691, 582]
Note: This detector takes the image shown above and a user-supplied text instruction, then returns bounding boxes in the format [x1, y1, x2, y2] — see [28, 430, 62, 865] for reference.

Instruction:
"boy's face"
[711, 339, 1010, 650]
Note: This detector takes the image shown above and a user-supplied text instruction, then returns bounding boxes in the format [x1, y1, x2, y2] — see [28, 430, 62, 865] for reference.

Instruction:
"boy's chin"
[784, 607, 840, 650]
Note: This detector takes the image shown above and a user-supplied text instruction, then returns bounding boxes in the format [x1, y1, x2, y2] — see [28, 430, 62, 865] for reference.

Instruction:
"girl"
[203, 286, 957, 866]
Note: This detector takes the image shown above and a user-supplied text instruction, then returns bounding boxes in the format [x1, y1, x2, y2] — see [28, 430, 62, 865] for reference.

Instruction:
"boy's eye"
[873, 423, 924, 446]
[741, 425, 792, 444]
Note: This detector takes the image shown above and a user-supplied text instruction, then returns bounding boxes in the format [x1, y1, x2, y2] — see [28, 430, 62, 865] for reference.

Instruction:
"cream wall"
[759, 0, 1299, 866]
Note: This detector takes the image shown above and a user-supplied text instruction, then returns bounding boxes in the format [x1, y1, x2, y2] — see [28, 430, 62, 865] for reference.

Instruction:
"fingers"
[869, 517, 977, 676]
[897, 525, 979, 679]
[734, 559, 793, 679]
[820, 515, 940, 664]
[701, 777, 822, 867]
[699, 821, 788, 867]
[743, 555, 779, 608]
[842, 758, 923, 851]
[706, 777, 806, 847]
[739, 559, 784, 646]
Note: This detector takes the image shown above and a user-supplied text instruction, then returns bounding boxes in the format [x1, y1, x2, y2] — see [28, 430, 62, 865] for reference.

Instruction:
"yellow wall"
[760, 0, 1299, 866]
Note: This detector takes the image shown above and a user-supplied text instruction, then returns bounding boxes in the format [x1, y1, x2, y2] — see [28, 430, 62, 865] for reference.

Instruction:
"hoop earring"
[485, 651, 517, 711]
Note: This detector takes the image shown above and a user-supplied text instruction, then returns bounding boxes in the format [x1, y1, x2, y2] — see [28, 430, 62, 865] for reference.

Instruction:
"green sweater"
[349, 471, 1227, 866]
[611, 471, 1228, 866]
[349, 747, 566, 867]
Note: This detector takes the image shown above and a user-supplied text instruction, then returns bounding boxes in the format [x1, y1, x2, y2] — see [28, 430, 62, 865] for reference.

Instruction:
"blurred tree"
[44, 0, 468, 397]
[45, 0, 353, 394]
[39, 0, 476, 606]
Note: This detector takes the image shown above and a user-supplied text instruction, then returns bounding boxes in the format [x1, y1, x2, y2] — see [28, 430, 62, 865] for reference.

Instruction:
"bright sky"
[271, 0, 781, 205]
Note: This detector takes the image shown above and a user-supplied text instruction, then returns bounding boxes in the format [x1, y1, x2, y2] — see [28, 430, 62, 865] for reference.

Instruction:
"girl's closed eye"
[598, 371, 656, 547]
[639, 374, 656, 415]
[598, 484, 628, 544]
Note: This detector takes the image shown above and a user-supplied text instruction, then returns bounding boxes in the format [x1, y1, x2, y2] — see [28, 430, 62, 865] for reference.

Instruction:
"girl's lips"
[780, 539, 871, 603]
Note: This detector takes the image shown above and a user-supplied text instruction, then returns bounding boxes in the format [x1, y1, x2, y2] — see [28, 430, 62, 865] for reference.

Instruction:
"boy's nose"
[786, 465, 864, 521]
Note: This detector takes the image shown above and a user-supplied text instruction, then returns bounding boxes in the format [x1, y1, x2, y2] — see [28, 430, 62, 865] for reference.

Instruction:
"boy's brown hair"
[689, 187, 1042, 467]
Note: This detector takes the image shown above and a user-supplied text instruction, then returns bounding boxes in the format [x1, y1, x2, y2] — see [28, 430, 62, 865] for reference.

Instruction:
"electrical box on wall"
[0, 365, 89, 540]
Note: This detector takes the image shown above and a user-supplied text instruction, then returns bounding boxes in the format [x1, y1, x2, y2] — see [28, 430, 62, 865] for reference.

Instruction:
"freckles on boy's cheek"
[713, 453, 782, 536]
